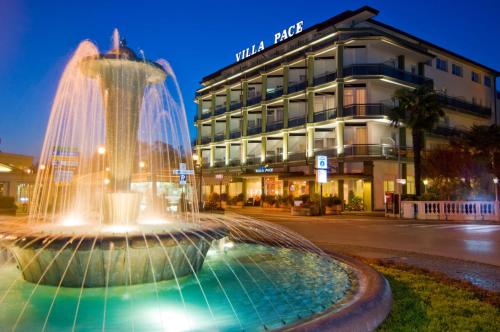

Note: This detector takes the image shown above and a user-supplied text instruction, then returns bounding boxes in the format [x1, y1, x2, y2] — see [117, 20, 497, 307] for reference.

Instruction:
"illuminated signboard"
[235, 21, 304, 62]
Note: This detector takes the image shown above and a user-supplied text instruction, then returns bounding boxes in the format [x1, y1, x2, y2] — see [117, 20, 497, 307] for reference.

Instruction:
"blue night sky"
[0, 0, 499, 158]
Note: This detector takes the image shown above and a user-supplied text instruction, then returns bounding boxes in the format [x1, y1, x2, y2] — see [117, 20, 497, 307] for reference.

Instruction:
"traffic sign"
[316, 169, 327, 183]
[316, 155, 328, 170]
[172, 169, 194, 175]
[179, 174, 187, 185]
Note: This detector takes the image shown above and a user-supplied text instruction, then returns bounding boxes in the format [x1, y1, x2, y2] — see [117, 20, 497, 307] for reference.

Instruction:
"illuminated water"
[0, 243, 351, 331]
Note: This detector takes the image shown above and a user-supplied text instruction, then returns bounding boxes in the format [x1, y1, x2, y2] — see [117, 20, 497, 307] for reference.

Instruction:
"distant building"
[0, 151, 36, 206]
[193, 6, 499, 210]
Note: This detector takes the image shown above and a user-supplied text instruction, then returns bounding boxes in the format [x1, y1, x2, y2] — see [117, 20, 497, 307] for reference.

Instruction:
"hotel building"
[193, 6, 499, 211]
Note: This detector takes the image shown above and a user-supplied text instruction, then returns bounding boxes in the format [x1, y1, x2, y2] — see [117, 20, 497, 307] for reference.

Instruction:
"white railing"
[401, 201, 499, 221]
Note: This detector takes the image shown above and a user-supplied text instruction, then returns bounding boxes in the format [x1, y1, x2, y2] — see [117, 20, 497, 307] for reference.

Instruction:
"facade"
[0, 152, 36, 208]
[193, 6, 499, 211]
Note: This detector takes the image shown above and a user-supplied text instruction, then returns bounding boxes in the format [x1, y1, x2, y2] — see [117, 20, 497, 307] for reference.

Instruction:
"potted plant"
[325, 195, 343, 215]
[0, 196, 17, 216]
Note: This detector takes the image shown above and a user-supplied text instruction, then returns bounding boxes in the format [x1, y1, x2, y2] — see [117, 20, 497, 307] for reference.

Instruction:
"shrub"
[325, 195, 342, 207]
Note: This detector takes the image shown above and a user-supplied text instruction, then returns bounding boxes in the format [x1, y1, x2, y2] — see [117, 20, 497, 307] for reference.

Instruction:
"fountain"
[0, 30, 391, 331]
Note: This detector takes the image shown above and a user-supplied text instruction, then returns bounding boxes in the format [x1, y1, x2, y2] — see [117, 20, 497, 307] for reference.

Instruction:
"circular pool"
[0, 243, 353, 331]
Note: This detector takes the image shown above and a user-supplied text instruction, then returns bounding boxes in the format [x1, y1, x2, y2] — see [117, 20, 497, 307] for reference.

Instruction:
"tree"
[454, 125, 500, 179]
[389, 85, 445, 196]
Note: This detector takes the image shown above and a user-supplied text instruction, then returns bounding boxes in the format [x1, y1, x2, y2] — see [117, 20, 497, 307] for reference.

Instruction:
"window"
[484, 76, 492, 87]
[406, 176, 416, 195]
[471, 71, 480, 83]
[425, 59, 433, 67]
[451, 64, 463, 77]
[383, 180, 395, 193]
[436, 58, 448, 72]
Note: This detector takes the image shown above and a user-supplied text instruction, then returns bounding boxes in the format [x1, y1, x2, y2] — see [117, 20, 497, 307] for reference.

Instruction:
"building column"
[242, 108, 248, 136]
[225, 113, 231, 139]
[283, 132, 289, 161]
[261, 73, 267, 101]
[209, 145, 215, 167]
[210, 118, 216, 142]
[210, 94, 216, 116]
[261, 137, 267, 163]
[196, 99, 202, 144]
[242, 80, 248, 107]
[283, 65, 289, 95]
[336, 122, 345, 155]
[283, 98, 289, 129]
[307, 127, 315, 158]
[241, 139, 247, 164]
[336, 44, 344, 117]
[225, 86, 231, 112]
[225, 142, 230, 166]
[306, 53, 315, 87]
[336, 44, 344, 79]
[261, 104, 267, 133]
[307, 90, 314, 123]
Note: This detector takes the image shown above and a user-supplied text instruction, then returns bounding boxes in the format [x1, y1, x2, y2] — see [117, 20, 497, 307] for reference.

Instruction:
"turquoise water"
[0, 244, 352, 331]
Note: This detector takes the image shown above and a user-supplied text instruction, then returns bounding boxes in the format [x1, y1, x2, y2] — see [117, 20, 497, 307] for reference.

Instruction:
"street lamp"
[423, 179, 429, 194]
[193, 153, 203, 207]
[97, 146, 106, 155]
[215, 174, 223, 208]
[494, 178, 499, 202]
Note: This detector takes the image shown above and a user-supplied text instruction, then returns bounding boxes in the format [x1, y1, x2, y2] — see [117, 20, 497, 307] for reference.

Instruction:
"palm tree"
[389, 84, 444, 196]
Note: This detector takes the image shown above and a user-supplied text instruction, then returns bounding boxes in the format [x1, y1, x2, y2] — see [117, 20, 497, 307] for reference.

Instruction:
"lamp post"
[494, 178, 499, 221]
[193, 153, 203, 208]
[385, 136, 401, 215]
[423, 179, 429, 194]
[215, 174, 223, 208]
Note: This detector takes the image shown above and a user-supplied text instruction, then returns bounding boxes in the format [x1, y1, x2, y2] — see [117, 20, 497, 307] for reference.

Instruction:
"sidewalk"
[316, 243, 500, 292]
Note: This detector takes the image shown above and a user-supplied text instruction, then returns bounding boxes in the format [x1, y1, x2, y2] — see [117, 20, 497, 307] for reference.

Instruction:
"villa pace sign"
[235, 21, 304, 62]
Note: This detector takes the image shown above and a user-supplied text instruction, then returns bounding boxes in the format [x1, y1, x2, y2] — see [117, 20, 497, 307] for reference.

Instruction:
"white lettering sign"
[235, 20, 304, 62]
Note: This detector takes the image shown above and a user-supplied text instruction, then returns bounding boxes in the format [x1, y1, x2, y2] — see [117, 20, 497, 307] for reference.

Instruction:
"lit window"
[436, 58, 448, 72]
[406, 176, 416, 195]
[383, 180, 395, 193]
[471, 71, 480, 83]
[451, 64, 462, 77]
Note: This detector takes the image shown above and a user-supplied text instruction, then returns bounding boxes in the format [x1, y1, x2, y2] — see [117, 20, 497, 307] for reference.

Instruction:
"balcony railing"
[265, 154, 283, 163]
[247, 126, 262, 136]
[199, 136, 211, 145]
[342, 103, 390, 117]
[287, 151, 306, 161]
[230, 101, 242, 111]
[313, 71, 337, 86]
[246, 156, 261, 165]
[314, 148, 338, 157]
[266, 87, 284, 101]
[287, 81, 308, 94]
[230, 130, 241, 139]
[343, 64, 433, 86]
[342, 144, 402, 157]
[214, 160, 225, 168]
[313, 108, 337, 122]
[437, 94, 491, 117]
[266, 121, 284, 132]
[214, 133, 225, 142]
[214, 105, 226, 116]
[229, 159, 241, 166]
[199, 112, 211, 120]
[288, 116, 306, 128]
[247, 95, 262, 106]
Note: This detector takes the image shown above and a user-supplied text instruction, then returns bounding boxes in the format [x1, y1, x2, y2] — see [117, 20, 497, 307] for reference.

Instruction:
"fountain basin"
[2, 223, 228, 287]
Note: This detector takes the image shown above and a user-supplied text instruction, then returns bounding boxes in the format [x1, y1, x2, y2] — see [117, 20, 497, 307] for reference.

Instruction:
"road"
[227, 208, 500, 267]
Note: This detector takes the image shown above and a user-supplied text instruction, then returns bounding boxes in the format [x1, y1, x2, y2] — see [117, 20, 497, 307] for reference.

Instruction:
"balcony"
[247, 126, 262, 136]
[287, 81, 307, 94]
[229, 159, 241, 166]
[343, 64, 433, 86]
[342, 144, 403, 157]
[313, 108, 337, 122]
[229, 101, 242, 111]
[266, 121, 284, 132]
[288, 116, 306, 128]
[266, 87, 284, 101]
[437, 94, 491, 117]
[342, 103, 390, 117]
[214, 105, 226, 116]
[246, 156, 261, 165]
[287, 151, 306, 161]
[247, 95, 262, 106]
[214, 133, 225, 142]
[230, 130, 241, 139]
[198, 112, 212, 120]
[313, 72, 337, 86]
[314, 148, 338, 157]
[199, 136, 211, 145]
[265, 154, 283, 163]
[214, 160, 225, 168]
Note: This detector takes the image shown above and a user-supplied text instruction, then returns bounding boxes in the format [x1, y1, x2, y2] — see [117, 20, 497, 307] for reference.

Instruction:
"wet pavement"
[228, 208, 500, 292]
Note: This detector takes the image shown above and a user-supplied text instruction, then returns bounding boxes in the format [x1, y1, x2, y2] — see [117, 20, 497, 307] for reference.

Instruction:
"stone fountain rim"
[275, 251, 392, 332]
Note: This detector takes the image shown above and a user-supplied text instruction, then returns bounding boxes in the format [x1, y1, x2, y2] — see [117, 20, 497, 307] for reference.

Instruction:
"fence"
[401, 201, 499, 221]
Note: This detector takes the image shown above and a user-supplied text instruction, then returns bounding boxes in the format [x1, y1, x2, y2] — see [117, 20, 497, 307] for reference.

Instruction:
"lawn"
[375, 264, 500, 332]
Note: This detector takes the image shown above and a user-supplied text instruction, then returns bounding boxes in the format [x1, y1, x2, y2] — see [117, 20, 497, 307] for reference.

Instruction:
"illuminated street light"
[139, 161, 145, 169]
[39, 164, 46, 170]
[97, 146, 106, 155]
[423, 179, 429, 194]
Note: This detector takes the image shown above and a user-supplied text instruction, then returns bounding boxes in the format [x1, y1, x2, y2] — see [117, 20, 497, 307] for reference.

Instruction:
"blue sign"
[316, 155, 328, 170]
[179, 174, 187, 185]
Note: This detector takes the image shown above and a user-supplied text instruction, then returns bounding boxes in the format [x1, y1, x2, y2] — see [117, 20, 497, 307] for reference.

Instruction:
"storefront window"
[264, 177, 283, 196]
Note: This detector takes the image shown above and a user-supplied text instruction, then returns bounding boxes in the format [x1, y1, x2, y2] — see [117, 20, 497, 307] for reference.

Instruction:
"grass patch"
[374, 264, 500, 331]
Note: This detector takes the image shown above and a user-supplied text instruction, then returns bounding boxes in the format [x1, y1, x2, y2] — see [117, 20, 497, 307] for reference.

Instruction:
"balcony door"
[355, 127, 368, 155]
[344, 87, 367, 115]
